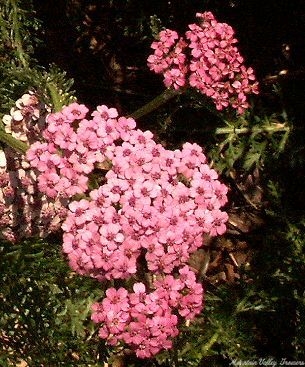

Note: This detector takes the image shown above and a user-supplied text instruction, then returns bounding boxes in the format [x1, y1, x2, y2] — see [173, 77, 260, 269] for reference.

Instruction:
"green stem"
[215, 124, 290, 136]
[129, 88, 181, 119]
[0, 129, 28, 154]
[47, 82, 63, 112]
[202, 332, 219, 353]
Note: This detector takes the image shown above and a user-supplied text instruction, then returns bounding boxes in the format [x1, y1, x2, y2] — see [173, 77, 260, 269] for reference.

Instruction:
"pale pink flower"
[92, 105, 118, 120]
[38, 171, 61, 198]
[26, 142, 52, 168]
[62, 102, 89, 120]
[103, 287, 130, 312]
[54, 124, 77, 151]
[36, 151, 62, 172]
[207, 209, 229, 236]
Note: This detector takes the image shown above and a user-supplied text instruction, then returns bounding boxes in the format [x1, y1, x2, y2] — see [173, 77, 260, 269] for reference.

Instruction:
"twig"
[129, 88, 181, 119]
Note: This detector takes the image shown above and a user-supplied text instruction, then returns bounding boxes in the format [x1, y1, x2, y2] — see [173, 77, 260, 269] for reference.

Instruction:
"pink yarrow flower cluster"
[147, 11, 259, 114]
[91, 267, 203, 358]
[0, 93, 67, 242]
[26, 102, 228, 358]
[61, 117, 228, 281]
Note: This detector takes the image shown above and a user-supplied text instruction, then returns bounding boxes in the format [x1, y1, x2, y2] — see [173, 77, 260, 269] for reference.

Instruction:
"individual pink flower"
[68, 199, 90, 226]
[26, 142, 54, 168]
[116, 116, 137, 140]
[163, 68, 186, 89]
[64, 173, 88, 197]
[36, 151, 62, 172]
[92, 104, 119, 120]
[106, 310, 130, 335]
[102, 178, 129, 203]
[110, 254, 138, 279]
[53, 124, 77, 151]
[127, 129, 154, 146]
[207, 209, 229, 236]
[159, 29, 179, 45]
[62, 102, 89, 120]
[130, 283, 146, 305]
[103, 287, 130, 312]
[37, 171, 61, 198]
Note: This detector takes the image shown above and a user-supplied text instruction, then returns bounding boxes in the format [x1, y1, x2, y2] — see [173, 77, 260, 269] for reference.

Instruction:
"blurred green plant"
[0, 236, 106, 366]
[0, 0, 75, 116]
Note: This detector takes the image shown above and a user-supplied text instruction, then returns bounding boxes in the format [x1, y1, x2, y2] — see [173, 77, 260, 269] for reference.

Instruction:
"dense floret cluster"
[61, 127, 228, 281]
[28, 103, 229, 281]
[25, 102, 228, 357]
[0, 150, 67, 242]
[148, 11, 259, 113]
[25, 102, 228, 356]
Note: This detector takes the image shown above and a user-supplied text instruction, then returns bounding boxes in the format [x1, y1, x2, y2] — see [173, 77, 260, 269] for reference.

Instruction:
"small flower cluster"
[0, 93, 67, 242]
[2, 91, 49, 143]
[26, 102, 228, 358]
[148, 29, 188, 90]
[26, 103, 131, 198]
[147, 11, 259, 113]
[91, 266, 203, 358]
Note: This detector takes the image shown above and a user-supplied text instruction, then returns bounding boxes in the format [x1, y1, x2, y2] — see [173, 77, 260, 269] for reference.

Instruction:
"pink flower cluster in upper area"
[147, 11, 259, 114]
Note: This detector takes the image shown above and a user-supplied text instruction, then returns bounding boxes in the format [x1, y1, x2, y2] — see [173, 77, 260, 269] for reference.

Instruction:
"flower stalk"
[202, 332, 219, 353]
[129, 88, 181, 119]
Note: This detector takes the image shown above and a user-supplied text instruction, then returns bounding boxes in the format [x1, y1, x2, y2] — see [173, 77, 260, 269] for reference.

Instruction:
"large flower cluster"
[91, 267, 202, 358]
[0, 93, 66, 242]
[58, 107, 228, 281]
[147, 11, 259, 113]
[26, 102, 228, 358]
